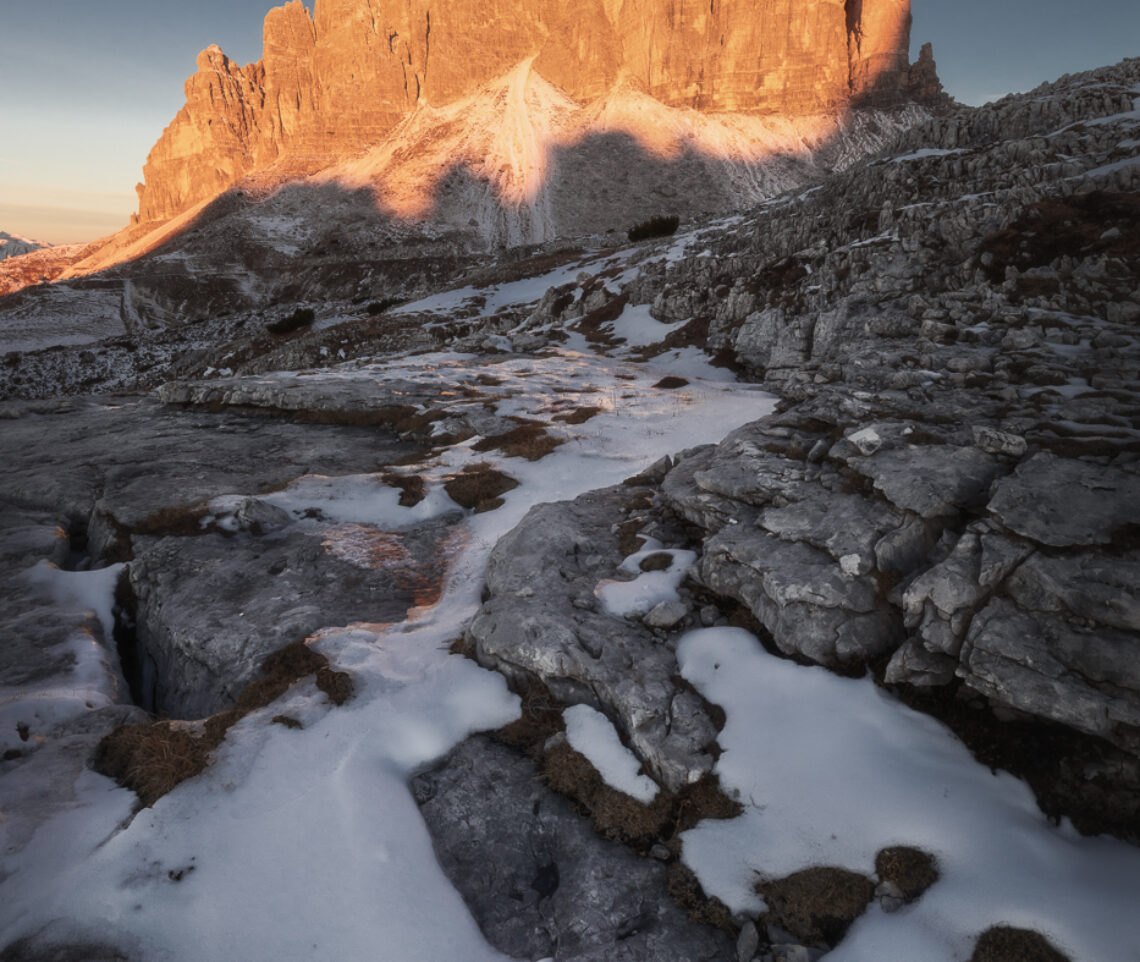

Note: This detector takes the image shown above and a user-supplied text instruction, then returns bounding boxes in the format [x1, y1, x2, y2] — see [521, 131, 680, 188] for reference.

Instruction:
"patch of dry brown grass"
[667, 862, 735, 930]
[553, 405, 602, 425]
[576, 294, 629, 346]
[542, 739, 674, 846]
[95, 640, 349, 807]
[316, 667, 354, 705]
[875, 846, 939, 902]
[638, 552, 674, 572]
[493, 678, 566, 754]
[95, 723, 211, 808]
[472, 423, 563, 461]
[615, 518, 648, 556]
[381, 471, 427, 507]
[970, 926, 1071, 962]
[756, 867, 875, 946]
[443, 463, 520, 512]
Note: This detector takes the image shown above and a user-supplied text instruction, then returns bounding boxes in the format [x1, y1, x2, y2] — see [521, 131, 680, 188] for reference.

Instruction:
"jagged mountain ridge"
[0, 0, 944, 303]
[1, 75, 930, 333]
[135, 0, 935, 225]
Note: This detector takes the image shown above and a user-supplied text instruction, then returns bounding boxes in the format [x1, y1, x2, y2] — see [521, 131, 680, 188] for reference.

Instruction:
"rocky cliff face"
[136, 0, 933, 224]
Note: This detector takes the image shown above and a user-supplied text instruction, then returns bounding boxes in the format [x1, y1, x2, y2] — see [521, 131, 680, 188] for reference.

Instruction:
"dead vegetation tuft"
[316, 667, 354, 705]
[755, 867, 876, 946]
[493, 678, 566, 753]
[970, 926, 1071, 962]
[94, 640, 351, 807]
[875, 846, 939, 902]
[472, 423, 563, 461]
[542, 739, 674, 846]
[443, 463, 520, 512]
[615, 518, 649, 556]
[381, 471, 427, 507]
[553, 405, 602, 424]
[488, 675, 741, 849]
[576, 294, 630, 346]
[638, 551, 674, 572]
[667, 862, 735, 930]
[94, 723, 211, 808]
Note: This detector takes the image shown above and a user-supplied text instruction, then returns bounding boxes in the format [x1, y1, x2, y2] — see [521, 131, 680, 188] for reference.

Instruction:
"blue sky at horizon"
[1, 0, 1136, 245]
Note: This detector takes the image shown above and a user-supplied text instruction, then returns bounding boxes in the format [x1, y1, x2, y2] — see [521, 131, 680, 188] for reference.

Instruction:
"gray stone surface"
[129, 518, 455, 717]
[960, 600, 1140, 749]
[694, 527, 900, 667]
[845, 445, 1000, 520]
[468, 486, 719, 793]
[412, 735, 733, 962]
[986, 453, 1140, 548]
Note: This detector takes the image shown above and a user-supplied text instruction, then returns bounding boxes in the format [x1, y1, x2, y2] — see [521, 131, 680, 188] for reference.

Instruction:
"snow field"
[677, 628, 1140, 962]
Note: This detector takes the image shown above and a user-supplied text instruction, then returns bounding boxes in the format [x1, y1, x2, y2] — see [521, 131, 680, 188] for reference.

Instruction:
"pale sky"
[1, 0, 1137, 245]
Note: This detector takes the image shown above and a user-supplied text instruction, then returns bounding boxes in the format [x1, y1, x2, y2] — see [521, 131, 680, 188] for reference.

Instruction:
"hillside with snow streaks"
[0, 232, 48, 261]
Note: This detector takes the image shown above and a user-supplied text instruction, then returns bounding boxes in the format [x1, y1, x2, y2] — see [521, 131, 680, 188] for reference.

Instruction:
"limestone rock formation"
[135, 0, 933, 224]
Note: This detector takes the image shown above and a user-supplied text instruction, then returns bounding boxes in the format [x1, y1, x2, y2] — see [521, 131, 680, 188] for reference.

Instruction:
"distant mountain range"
[0, 232, 49, 261]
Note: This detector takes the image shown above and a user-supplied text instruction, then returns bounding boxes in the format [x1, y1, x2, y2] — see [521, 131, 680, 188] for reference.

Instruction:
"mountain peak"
[135, 0, 939, 228]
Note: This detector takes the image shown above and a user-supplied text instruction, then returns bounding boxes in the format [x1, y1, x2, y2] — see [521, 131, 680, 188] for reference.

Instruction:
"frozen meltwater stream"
[4, 346, 1140, 962]
[0, 348, 773, 960]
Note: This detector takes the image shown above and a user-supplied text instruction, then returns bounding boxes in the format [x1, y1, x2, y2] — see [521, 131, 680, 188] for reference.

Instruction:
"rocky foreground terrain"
[1, 56, 1139, 962]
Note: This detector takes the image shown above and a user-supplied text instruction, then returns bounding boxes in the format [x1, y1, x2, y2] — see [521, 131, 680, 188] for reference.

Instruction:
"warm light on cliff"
[331, 60, 877, 227]
[29, 0, 921, 285]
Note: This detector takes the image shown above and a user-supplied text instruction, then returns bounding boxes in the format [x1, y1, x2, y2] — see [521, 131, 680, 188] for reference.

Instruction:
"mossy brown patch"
[95, 639, 348, 807]
[542, 739, 673, 846]
[472, 424, 563, 461]
[875, 846, 939, 902]
[444, 463, 520, 512]
[316, 667, 354, 705]
[381, 471, 427, 507]
[667, 862, 735, 930]
[616, 518, 648, 556]
[970, 926, 1071, 962]
[493, 677, 566, 756]
[94, 723, 211, 808]
[639, 552, 674, 572]
[553, 405, 602, 424]
[756, 867, 875, 946]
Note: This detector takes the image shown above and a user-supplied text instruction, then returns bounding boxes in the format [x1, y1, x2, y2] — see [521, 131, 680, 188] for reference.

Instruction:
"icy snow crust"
[678, 628, 1140, 962]
[563, 705, 659, 804]
[0, 348, 775, 960]
[595, 544, 698, 618]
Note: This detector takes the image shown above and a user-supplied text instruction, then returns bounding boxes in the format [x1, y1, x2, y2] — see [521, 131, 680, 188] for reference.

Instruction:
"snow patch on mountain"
[0, 232, 49, 261]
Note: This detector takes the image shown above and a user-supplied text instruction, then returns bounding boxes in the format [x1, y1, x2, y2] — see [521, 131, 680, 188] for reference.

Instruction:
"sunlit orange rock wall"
[137, 0, 918, 223]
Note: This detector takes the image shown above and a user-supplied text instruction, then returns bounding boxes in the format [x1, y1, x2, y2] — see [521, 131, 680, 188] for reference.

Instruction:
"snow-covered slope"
[0, 232, 49, 261]
[330, 61, 927, 246]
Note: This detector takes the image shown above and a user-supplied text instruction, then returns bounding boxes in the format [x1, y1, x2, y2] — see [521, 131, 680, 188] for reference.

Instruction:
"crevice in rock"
[60, 515, 91, 572]
[889, 679, 1140, 842]
[112, 570, 157, 714]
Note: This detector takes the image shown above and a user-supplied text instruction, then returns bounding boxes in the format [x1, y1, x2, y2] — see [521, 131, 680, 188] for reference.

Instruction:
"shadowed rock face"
[136, 0, 929, 223]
